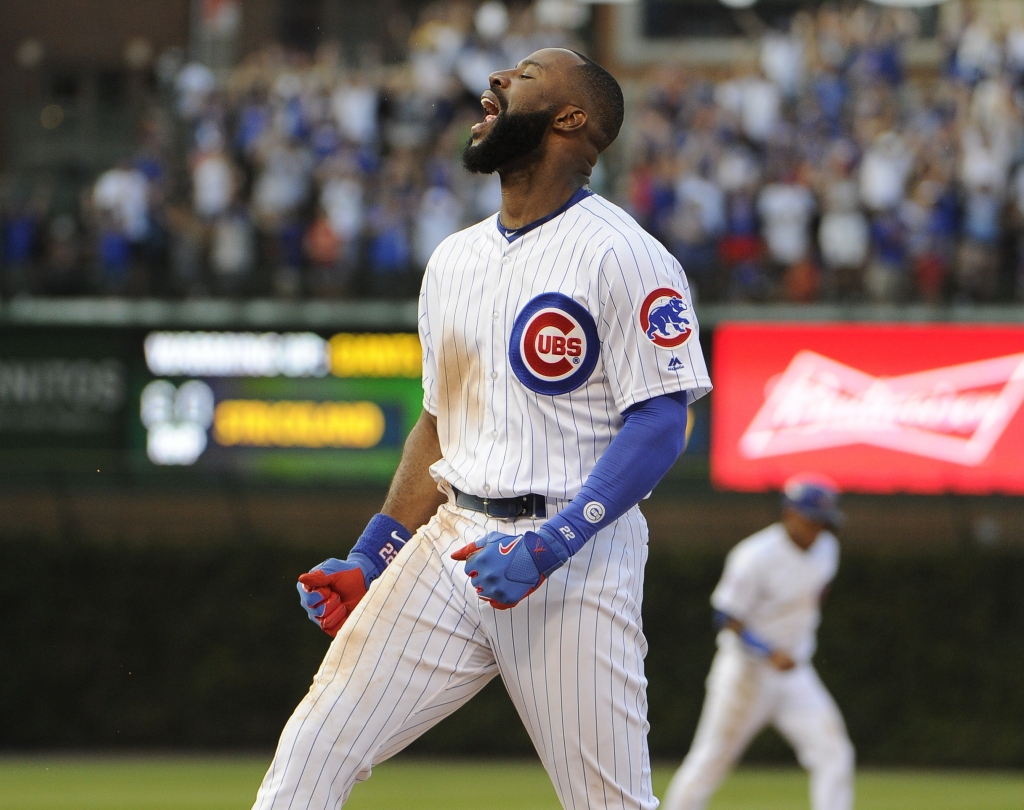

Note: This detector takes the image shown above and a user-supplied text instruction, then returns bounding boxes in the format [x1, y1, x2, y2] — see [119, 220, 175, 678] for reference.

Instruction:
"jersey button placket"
[490, 249, 513, 389]
[486, 246, 513, 493]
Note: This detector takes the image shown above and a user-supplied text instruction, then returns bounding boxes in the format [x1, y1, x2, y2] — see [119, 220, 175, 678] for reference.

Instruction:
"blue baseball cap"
[781, 473, 844, 528]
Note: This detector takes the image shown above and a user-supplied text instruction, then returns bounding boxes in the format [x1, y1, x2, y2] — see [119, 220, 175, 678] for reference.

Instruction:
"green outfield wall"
[2, 535, 1022, 766]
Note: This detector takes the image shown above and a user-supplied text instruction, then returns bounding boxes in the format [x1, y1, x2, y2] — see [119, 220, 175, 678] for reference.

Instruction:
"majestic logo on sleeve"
[509, 293, 600, 395]
[739, 351, 1024, 465]
[640, 287, 693, 349]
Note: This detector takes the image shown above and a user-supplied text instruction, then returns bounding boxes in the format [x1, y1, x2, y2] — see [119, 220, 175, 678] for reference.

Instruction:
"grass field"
[1, 756, 1022, 810]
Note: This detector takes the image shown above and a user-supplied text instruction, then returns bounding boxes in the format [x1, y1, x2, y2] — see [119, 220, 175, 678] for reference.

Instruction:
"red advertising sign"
[711, 323, 1024, 494]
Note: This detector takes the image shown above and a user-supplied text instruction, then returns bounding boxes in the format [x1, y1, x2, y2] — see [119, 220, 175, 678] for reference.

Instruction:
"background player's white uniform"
[252, 190, 711, 810]
[662, 523, 854, 810]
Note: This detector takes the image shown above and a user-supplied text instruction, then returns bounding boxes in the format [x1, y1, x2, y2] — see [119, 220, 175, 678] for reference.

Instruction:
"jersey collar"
[495, 187, 593, 243]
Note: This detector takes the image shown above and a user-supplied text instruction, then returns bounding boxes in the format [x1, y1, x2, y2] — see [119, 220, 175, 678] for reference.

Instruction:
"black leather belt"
[453, 488, 547, 519]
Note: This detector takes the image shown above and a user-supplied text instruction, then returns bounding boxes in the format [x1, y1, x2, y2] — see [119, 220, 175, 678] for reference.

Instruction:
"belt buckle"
[481, 497, 501, 519]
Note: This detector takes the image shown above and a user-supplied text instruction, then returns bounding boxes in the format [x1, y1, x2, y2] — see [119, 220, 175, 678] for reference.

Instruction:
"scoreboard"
[0, 328, 423, 483]
[9, 319, 1022, 492]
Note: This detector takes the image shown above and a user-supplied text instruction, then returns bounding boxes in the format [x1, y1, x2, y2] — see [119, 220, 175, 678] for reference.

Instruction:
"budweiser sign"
[739, 350, 1024, 465]
[711, 324, 1024, 494]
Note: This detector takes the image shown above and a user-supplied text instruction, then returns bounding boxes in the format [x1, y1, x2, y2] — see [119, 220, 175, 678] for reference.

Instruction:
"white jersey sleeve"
[815, 532, 841, 586]
[418, 266, 438, 417]
[709, 542, 762, 621]
[711, 524, 840, 662]
[596, 226, 712, 413]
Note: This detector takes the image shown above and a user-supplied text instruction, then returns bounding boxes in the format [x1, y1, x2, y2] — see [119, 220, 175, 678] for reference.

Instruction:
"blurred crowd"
[4, 1, 1024, 304]
[0, 0, 588, 299]
[628, 3, 1024, 304]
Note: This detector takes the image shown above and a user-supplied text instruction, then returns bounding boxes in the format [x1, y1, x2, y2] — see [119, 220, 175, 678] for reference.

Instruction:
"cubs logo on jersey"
[640, 287, 693, 349]
[510, 292, 600, 395]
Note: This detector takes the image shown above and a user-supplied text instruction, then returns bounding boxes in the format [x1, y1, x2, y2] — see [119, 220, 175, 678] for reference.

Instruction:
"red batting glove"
[297, 567, 368, 637]
[450, 541, 480, 562]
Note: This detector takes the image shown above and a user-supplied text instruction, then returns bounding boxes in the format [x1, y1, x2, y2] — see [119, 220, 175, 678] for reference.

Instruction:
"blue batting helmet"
[781, 472, 844, 528]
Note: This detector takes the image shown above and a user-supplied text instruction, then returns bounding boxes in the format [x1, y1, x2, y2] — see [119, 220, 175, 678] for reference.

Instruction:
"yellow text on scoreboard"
[213, 400, 386, 449]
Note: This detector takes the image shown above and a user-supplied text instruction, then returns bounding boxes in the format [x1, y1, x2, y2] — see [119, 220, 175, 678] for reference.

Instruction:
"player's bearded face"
[462, 106, 557, 174]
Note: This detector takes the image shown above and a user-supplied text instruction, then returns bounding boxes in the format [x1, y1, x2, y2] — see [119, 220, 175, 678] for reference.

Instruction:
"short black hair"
[569, 51, 624, 151]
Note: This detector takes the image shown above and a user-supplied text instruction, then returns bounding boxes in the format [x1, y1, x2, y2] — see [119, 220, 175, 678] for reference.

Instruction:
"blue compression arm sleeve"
[539, 391, 688, 557]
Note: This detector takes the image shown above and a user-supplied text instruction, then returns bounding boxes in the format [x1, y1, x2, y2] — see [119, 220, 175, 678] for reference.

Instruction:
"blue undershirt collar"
[496, 186, 593, 243]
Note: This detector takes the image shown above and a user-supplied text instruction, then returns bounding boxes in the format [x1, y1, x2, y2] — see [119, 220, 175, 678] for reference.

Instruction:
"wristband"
[530, 525, 573, 577]
[537, 515, 587, 560]
[349, 513, 411, 583]
[739, 628, 774, 657]
[713, 610, 774, 657]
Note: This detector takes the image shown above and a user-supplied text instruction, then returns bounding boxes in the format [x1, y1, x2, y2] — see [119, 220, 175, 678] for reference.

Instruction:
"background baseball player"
[251, 48, 711, 810]
[661, 473, 855, 810]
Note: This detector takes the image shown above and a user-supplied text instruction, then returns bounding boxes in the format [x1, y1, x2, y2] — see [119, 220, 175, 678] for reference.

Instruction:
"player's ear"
[552, 105, 587, 135]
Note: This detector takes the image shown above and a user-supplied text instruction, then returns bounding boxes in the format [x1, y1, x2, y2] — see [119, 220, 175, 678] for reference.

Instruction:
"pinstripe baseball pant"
[252, 500, 658, 810]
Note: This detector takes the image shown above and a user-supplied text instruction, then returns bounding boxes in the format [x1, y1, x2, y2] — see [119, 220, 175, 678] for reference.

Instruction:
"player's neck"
[782, 523, 819, 551]
[497, 159, 591, 231]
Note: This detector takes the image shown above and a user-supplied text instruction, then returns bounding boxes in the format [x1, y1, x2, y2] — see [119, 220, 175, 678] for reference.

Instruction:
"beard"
[462, 107, 557, 174]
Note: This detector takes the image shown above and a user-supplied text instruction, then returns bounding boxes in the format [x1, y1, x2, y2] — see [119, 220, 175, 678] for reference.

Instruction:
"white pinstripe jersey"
[712, 524, 840, 663]
[418, 189, 712, 500]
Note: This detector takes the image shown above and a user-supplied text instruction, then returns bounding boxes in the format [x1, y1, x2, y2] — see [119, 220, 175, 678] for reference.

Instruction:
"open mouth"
[471, 93, 502, 138]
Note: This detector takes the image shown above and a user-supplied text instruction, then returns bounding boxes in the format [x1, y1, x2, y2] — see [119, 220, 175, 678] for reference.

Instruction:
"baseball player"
[250, 49, 711, 810]
[661, 474, 855, 810]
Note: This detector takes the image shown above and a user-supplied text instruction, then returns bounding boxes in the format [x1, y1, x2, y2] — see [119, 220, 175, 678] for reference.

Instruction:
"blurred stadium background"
[2, 0, 1024, 807]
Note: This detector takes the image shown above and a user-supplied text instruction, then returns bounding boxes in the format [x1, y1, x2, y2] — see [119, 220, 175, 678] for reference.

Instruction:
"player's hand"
[297, 558, 370, 637]
[297, 514, 412, 636]
[768, 650, 796, 671]
[451, 528, 567, 609]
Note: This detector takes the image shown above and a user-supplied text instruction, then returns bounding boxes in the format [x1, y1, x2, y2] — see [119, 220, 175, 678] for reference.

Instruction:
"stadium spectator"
[90, 164, 151, 294]
[1, 182, 45, 297]
[11, 0, 1024, 304]
[210, 206, 256, 295]
[758, 166, 817, 291]
[620, 2, 1024, 303]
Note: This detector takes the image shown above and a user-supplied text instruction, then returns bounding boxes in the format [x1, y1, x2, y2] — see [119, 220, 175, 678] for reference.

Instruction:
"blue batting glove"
[451, 527, 570, 609]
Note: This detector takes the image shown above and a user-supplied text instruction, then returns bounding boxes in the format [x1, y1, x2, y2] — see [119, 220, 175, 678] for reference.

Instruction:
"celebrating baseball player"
[661, 474, 855, 810]
[251, 48, 710, 810]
